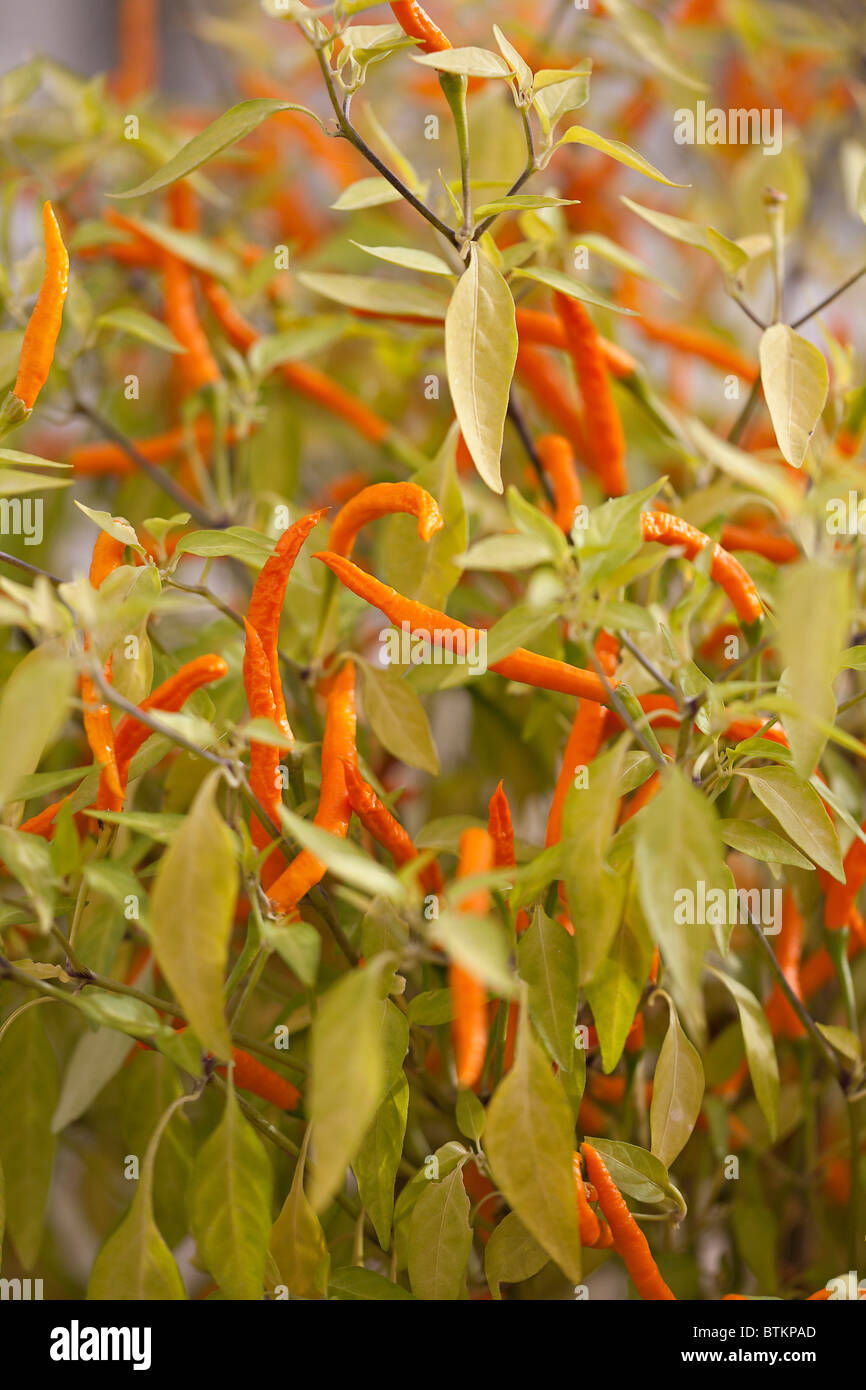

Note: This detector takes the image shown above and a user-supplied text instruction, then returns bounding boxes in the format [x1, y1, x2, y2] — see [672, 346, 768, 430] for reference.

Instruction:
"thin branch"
[791, 264, 866, 330]
[474, 105, 537, 241]
[507, 389, 557, 510]
[73, 397, 222, 528]
[0, 550, 63, 585]
[586, 646, 668, 770]
[616, 630, 680, 702]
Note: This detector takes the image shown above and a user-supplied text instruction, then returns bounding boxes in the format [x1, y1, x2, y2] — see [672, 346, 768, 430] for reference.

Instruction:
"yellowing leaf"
[650, 997, 704, 1169]
[445, 244, 517, 494]
[268, 1130, 329, 1299]
[485, 1211, 549, 1300]
[407, 1166, 472, 1300]
[150, 771, 237, 1059]
[759, 324, 829, 468]
[190, 1086, 273, 1299]
[485, 1016, 583, 1283]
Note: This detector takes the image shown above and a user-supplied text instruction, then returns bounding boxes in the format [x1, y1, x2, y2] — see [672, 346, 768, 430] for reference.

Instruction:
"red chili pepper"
[450, 826, 493, 1089]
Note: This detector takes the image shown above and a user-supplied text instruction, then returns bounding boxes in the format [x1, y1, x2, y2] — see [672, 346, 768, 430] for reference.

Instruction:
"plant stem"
[791, 264, 866, 329]
[742, 911, 844, 1082]
[0, 550, 63, 584]
[439, 73, 472, 241]
[311, 44, 458, 248]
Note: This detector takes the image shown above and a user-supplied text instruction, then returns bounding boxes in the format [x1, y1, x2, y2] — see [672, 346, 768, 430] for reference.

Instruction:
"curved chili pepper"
[314, 550, 614, 705]
[328, 482, 443, 559]
[390, 1, 451, 52]
[640, 511, 763, 624]
[582, 1143, 676, 1299]
[536, 434, 582, 534]
[573, 1151, 602, 1247]
[450, 826, 493, 1089]
[344, 761, 443, 896]
[246, 510, 327, 740]
[112, 653, 229, 777]
[719, 523, 798, 565]
[243, 620, 286, 889]
[633, 313, 758, 382]
[267, 660, 357, 915]
[1, 203, 69, 432]
[554, 292, 628, 497]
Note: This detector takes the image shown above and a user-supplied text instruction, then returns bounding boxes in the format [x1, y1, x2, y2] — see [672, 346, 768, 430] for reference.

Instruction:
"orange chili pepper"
[573, 1152, 602, 1246]
[632, 315, 758, 382]
[487, 782, 527, 1070]
[112, 654, 229, 779]
[545, 631, 619, 849]
[113, 0, 159, 102]
[243, 620, 287, 889]
[267, 661, 357, 915]
[719, 523, 798, 565]
[764, 891, 807, 1040]
[81, 672, 123, 805]
[553, 292, 628, 496]
[514, 308, 636, 379]
[328, 482, 443, 558]
[390, 1, 452, 52]
[582, 1143, 676, 1300]
[640, 511, 763, 624]
[450, 826, 493, 1089]
[4, 203, 69, 422]
[822, 821, 866, 929]
[68, 417, 238, 476]
[315, 550, 615, 705]
[515, 343, 587, 459]
[343, 761, 443, 897]
[536, 434, 582, 533]
[162, 250, 221, 392]
[246, 510, 326, 741]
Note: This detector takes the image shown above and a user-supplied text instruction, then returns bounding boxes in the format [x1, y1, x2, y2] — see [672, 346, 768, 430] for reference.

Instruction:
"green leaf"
[779, 561, 849, 777]
[485, 1211, 549, 1300]
[298, 270, 447, 320]
[759, 324, 829, 468]
[485, 1015, 583, 1283]
[108, 216, 238, 279]
[514, 264, 632, 314]
[113, 99, 323, 198]
[0, 447, 71, 470]
[353, 1073, 409, 1250]
[278, 805, 404, 901]
[709, 968, 780, 1142]
[0, 647, 75, 811]
[584, 890, 653, 1073]
[491, 24, 533, 94]
[248, 321, 346, 377]
[532, 63, 592, 131]
[592, 1138, 686, 1212]
[717, 819, 814, 871]
[51, 1026, 133, 1133]
[95, 307, 185, 353]
[455, 1088, 486, 1143]
[190, 1085, 273, 1299]
[431, 910, 514, 996]
[557, 126, 685, 186]
[650, 997, 704, 1168]
[408, 1166, 473, 1300]
[739, 766, 843, 880]
[359, 662, 440, 775]
[328, 1267, 414, 1300]
[408, 988, 453, 1025]
[331, 176, 404, 210]
[445, 243, 517, 494]
[574, 481, 657, 587]
[635, 767, 725, 1039]
[517, 906, 578, 1071]
[308, 959, 389, 1212]
[351, 241, 453, 276]
[88, 1098, 187, 1299]
[0, 1004, 59, 1268]
[150, 771, 238, 1058]
[0, 827, 57, 933]
[460, 532, 553, 571]
[815, 1023, 861, 1063]
[263, 920, 321, 988]
[381, 435, 466, 609]
[602, 0, 708, 91]
[175, 525, 274, 564]
[562, 742, 630, 986]
[267, 1135, 329, 1299]
[621, 197, 747, 278]
[412, 46, 512, 78]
